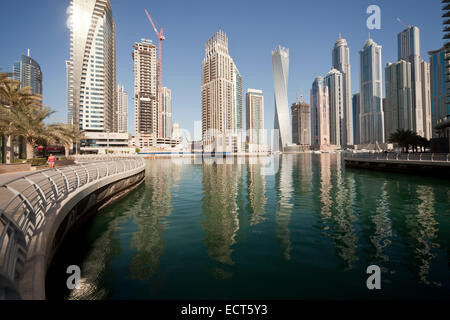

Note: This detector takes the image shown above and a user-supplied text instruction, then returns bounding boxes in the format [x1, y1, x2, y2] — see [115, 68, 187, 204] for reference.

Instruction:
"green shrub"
[26, 158, 48, 166]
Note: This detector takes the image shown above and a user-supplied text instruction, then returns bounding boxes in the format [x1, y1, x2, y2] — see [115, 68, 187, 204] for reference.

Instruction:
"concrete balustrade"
[0, 158, 146, 300]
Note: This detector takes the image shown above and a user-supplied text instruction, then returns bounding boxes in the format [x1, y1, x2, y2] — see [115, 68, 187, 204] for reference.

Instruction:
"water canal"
[46, 154, 450, 300]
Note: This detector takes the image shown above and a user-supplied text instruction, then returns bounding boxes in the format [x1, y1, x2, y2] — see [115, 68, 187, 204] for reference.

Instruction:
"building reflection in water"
[201, 159, 241, 271]
[275, 155, 294, 261]
[128, 160, 181, 280]
[409, 185, 440, 286]
[327, 155, 358, 270]
[246, 157, 267, 226]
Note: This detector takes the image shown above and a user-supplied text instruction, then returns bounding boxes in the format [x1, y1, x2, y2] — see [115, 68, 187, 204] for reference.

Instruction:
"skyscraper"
[234, 66, 243, 133]
[332, 36, 353, 146]
[66, 60, 74, 125]
[384, 60, 412, 139]
[133, 39, 158, 148]
[67, 0, 117, 132]
[246, 89, 265, 152]
[324, 68, 343, 146]
[291, 102, 310, 147]
[13, 50, 42, 95]
[352, 93, 361, 145]
[429, 47, 448, 137]
[359, 38, 384, 145]
[420, 61, 432, 139]
[161, 87, 172, 139]
[397, 26, 427, 137]
[272, 45, 292, 150]
[117, 85, 128, 133]
[311, 77, 330, 148]
[201, 31, 241, 152]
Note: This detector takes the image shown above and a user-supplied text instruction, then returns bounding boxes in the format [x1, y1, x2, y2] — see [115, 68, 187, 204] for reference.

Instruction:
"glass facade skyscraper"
[67, 0, 117, 133]
[324, 68, 343, 146]
[13, 51, 42, 95]
[429, 47, 449, 137]
[246, 89, 265, 152]
[359, 38, 384, 145]
[161, 87, 172, 139]
[332, 37, 353, 146]
[272, 45, 292, 150]
[310, 77, 330, 148]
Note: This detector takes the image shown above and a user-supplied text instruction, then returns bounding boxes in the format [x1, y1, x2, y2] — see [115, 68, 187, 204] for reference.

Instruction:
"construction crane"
[397, 18, 411, 29]
[145, 9, 165, 138]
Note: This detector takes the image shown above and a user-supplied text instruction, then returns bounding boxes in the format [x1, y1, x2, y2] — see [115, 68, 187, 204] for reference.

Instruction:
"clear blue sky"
[0, 0, 444, 137]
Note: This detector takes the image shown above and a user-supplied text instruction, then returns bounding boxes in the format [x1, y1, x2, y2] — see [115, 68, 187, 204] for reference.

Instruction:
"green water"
[46, 154, 450, 300]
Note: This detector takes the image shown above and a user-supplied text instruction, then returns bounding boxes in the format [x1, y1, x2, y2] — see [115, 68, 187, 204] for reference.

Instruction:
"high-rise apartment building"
[13, 50, 42, 95]
[133, 39, 158, 148]
[67, 0, 117, 133]
[234, 66, 243, 133]
[397, 26, 429, 137]
[429, 47, 449, 137]
[352, 93, 361, 145]
[384, 60, 412, 140]
[420, 61, 432, 139]
[324, 69, 343, 146]
[66, 60, 74, 124]
[161, 87, 172, 139]
[332, 37, 353, 146]
[311, 77, 330, 148]
[246, 89, 265, 152]
[359, 38, 384, 145]
[291, 102, 310, 146]
[201, 31, 241, 152]
[272, 46, 292, 150]
[117, 85, 128, 133]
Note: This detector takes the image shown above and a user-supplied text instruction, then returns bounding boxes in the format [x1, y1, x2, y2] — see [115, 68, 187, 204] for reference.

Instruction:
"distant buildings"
[332, 37, 353, 146]
[352, 93, 360, 145]
[272, 46, 292, 150]
[246, 89, 265, 152]
[67, 0, 117, 133]
[133, 39, 158, 148]
[201, 31, 242, 152]
[13, 50, 42, 95]
[291, 102, 310, 147]
[117, 85, 128, 133]
[324, 69, 344, 146]
[161, 87, 172, 139]
[359, 38, 384, 145]
[311, 77, 330, 149]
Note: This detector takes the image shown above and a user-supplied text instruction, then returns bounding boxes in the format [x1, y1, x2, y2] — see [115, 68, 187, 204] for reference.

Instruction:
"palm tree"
[0, 78, 37, 163]
[48, 124, 85, 157]
[4, 98, 54, 159]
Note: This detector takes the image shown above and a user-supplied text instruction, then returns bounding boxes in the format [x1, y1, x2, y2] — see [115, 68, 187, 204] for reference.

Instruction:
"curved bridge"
[0, 158, 146, 299]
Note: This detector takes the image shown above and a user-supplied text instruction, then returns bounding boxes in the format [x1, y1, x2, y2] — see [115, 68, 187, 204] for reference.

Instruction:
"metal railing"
[0, 158, 145, 293]
[345, 152, 450, 163]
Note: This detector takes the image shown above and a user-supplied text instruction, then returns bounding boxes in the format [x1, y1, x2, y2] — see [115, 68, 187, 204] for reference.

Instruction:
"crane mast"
[145, 9, 166, 139]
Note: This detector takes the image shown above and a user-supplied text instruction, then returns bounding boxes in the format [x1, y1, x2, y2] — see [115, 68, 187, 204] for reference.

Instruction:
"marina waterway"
[46, 154, 450, 300]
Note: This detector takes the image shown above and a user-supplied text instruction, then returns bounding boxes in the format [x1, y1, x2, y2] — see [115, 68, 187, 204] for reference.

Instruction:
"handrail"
[0, 158, 145, 297]
[345, 152, 450, 163]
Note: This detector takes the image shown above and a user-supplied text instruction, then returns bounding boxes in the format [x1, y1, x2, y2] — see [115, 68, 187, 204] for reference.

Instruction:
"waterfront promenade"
[0, 158, 146, 299]
[344, 153, 450, 176]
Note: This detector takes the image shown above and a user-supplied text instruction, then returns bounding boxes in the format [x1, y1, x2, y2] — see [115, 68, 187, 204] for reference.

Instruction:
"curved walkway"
[0, 158, 146, 299]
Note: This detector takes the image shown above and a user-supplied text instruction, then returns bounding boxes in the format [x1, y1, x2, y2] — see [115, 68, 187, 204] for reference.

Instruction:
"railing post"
[41, 172, 59, 201]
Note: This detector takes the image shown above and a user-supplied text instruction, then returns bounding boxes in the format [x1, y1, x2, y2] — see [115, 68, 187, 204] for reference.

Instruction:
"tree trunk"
[5, 135, 14, 164]
[65, 144, 70, 158]
[26, 140, 35, 160]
